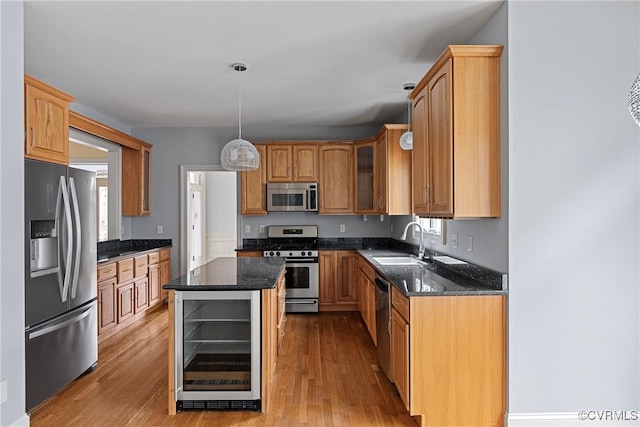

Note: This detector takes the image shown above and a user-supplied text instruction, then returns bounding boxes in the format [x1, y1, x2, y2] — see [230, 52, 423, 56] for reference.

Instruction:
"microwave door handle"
[306, 191, 310, 210]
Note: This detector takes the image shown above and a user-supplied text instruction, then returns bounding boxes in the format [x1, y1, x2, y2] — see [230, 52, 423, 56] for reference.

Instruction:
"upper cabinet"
[122, 145, 152, 216]
[319, 144, 353, 214]
[354, 125, 412, 216]
[266, 143, 317, 182]
[241, 144, 267, 215]
[410, 45, 502, 218]
[24, 75, 75, 165]
[354, 138, 376, 214]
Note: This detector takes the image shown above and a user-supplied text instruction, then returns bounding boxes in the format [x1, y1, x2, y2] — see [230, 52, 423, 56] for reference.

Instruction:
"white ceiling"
[24, 1, 503, 129]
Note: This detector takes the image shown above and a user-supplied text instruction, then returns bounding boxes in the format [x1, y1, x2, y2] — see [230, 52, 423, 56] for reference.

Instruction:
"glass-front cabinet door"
[175, 290, 261, 404]
[355, 140, 376, 214]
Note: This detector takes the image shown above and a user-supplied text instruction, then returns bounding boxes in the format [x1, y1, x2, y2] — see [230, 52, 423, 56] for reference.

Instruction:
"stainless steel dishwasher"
[375, 274, 393, 382]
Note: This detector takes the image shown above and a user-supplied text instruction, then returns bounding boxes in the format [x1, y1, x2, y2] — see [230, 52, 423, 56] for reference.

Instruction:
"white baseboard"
[7, 413, 29, 427]
[508, 412, 640, 426]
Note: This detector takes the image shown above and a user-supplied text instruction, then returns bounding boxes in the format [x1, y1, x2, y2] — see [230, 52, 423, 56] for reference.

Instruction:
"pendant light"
[221, 63, 260, 171]
[628, 72, 640, 127]
[399, 82, 415, 150]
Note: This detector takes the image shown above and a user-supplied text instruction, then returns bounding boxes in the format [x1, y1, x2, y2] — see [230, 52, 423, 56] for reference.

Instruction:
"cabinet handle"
[30, 128, 35, 147]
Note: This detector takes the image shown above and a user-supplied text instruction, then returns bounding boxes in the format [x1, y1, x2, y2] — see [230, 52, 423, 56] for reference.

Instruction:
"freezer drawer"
[25, 300, 97, 411]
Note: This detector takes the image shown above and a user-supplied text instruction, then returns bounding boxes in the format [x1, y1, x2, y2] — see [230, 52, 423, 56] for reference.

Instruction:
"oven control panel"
[263, 250, 318, 258]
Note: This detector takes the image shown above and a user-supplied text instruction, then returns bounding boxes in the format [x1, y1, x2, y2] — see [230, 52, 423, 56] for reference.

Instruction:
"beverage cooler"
[174, 290, 261, 411]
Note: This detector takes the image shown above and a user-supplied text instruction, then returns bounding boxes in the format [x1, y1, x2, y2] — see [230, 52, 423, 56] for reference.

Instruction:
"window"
[413, 215, 446, 245]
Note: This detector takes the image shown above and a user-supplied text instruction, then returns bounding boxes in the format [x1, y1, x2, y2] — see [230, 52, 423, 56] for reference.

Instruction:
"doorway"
[180, 165, 238, 275]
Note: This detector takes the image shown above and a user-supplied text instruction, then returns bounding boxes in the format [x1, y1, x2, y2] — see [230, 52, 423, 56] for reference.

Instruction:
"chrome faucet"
[400, 221, 425, 260]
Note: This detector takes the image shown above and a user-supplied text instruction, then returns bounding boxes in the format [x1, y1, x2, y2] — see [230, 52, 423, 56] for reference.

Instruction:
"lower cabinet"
[356, 257, 377, 345]
[116, 282, 135, 324]
[98, 277, 117, 335]
[97, 248, 171, 342]
[261, 272, 286, 412]
[390, 287, 506, 426]
[319, 250, 358, 311]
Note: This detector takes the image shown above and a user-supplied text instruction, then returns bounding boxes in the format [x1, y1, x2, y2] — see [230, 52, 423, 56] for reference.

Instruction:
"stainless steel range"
[263, 225, 319, 313]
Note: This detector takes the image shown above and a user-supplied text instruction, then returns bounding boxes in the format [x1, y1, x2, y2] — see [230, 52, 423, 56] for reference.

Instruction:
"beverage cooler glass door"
[175, 290, 261, 401]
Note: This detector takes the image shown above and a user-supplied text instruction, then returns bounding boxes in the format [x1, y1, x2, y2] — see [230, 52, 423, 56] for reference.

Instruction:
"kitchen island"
[163, 256, 286, 415]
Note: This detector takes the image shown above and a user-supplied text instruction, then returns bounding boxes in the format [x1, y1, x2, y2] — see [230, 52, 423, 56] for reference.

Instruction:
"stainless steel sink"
[372, 256, 425, 266]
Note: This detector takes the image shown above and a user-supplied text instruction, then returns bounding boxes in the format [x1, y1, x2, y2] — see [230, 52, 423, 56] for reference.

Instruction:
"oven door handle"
[285, 300, 318, 305]
[286, 258, 318, 263]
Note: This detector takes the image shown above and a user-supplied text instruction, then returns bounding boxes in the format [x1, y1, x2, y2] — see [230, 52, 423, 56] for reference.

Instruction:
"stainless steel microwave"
[267, 183, 318, 212]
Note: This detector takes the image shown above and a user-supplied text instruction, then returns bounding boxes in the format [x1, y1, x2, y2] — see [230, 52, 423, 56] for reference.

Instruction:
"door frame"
[179, 165, 239, 276]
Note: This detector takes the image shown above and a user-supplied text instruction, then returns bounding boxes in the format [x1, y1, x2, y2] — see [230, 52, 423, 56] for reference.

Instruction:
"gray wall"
[391, 2, 509, 274]
[0, 1, 27, 425]
[130, 125, 380, 275]
[508, 0, 639, 414]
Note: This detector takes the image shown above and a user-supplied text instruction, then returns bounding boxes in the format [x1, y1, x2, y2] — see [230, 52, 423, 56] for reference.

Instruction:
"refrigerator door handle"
[69, 177, 82, 299]
[27, 304, 94, 340]
[57, 176, 73, 302]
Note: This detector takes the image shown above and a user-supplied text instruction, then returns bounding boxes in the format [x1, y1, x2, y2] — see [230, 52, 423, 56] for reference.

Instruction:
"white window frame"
[412, 215, 446, 245]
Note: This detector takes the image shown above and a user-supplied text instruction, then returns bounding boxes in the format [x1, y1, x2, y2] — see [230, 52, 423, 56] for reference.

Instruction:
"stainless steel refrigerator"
[24, 159, 98, 412]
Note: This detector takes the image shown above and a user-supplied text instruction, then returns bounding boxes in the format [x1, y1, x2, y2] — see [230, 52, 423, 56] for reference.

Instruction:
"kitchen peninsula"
[163, 256, 286, 415]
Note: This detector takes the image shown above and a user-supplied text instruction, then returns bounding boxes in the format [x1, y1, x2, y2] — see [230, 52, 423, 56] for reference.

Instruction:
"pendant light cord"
[238, 73, 242, 139]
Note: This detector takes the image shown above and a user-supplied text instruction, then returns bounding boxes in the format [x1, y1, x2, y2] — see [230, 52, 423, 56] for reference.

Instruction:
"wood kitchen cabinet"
[122, 145, 152, 216]
[261, 271, 286, 412]
[319, 250, 357, 311]
[356, 257, 376, 346]
[237, 251, 264, 257]
[24, 75, 75, 165]
[354, 138, 377, 214]
[266, 143, 318, 182]
[410, 45, 503, 218]
[390, 286, 506, 426]
[98, 277, 117, 335]
[354, 125, 411, 215]
[98, 248, 171, 342]
[241, 144, 267, 215]
[318, 144, 354, 214]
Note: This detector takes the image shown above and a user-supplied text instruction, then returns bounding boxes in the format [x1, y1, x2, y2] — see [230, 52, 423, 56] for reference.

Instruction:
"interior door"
[188, 172, 206, 271]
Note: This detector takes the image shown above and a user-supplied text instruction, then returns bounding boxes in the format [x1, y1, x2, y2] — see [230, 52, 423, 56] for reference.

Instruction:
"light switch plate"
[244, 225, 251, 233]
[340, 224, 346, 233]
[157, 225, 163, 234]
[451, 233, 458, 248]
[259, 225, 265, 234]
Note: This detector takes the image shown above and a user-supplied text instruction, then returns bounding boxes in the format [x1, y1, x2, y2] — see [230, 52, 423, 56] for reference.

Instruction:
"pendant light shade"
[399, 82, 415, 150]
[628, 72, 640, 127]
[221, 63, 260, 171]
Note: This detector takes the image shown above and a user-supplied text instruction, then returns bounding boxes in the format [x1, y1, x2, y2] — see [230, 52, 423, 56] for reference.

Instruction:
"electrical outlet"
[259, 225, 265, 234]
[244, 225, 251, 234]
[157, 225, 163, 234]
[466, 235, 473, 252]
[451, 233, 458, 248]
[340, 224, 346, 233]
[1, 379, 7, 405]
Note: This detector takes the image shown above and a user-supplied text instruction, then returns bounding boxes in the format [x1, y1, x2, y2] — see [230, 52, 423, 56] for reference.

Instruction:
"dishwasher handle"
[374, 277, 389, 293]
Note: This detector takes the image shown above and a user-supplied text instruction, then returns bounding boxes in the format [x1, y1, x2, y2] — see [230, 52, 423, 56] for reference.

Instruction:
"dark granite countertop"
[97, 239, 172, 264]
[357, 249, 507, 297]
[163, 257, 286, 291]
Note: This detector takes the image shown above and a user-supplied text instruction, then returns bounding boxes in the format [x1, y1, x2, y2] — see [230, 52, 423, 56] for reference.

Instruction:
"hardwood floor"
[30, 307, 415, 427]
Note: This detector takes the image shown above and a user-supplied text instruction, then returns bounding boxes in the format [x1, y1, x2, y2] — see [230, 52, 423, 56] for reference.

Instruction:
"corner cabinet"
[24, 75, 75, 165]
[410, 45, 503, 218]
[390, 286, 506, 426]
[241, 144, 267, 215]
[318, 144, 354, 214]
[354, 125, 412, 215]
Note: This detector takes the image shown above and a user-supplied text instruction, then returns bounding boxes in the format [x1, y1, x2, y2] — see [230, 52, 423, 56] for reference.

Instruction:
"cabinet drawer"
[134, 254, 148, 278]
[391, 286, 409, 321]
[148, 251, 160, 265]
[117, 258, 134, 283]
[160, 248, 170, 262]
[97, 262, 117, 281]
